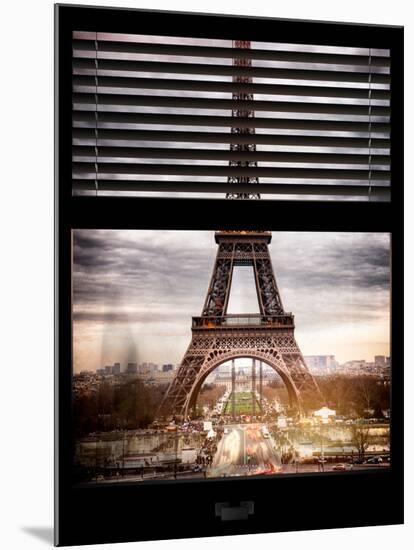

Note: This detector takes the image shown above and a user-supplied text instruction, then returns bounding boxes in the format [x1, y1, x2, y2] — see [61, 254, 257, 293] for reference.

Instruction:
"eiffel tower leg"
[259, 361, 263, 412]
[158, 338, 207, 420]
[202, 243, 234, 317]
[279, 344, 324, 412]
[252, 358, 256, 415]
[252, 244, 284, 316]
[231, 359, 236, 420]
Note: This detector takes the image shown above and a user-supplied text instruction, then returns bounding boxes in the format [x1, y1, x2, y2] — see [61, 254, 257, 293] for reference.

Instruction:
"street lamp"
[320, 425, 325, 472]
[122, 422, 126, 478]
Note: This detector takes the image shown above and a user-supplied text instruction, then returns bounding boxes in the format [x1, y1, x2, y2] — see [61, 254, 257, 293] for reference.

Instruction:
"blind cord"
[94, 33, 98, 197]
[368, 48, 372, 202]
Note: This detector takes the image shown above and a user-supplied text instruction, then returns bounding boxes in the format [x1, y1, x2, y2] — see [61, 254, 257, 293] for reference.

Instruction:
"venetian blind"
[72, 31, 390, 201]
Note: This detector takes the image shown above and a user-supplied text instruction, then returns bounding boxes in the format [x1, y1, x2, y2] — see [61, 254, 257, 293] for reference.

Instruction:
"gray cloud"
[271, 233, 390, 293]
[72, 230, 390, 370]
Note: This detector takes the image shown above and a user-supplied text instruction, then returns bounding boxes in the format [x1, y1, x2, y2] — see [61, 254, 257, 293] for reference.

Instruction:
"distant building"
[112, 363, 121, 375]
[104, 365, 112, 375]
[339, 360, 366, 375]
[336, 358, 391, 377]
[126, 362, 138, 374]
[139, 362, 159, 374]
[96, 368, 105, 375]
[214, 370, 278, 391]
[216, 363, 231, 374]
[143, 370, 175, 385]
[304, 355, 338, 374]
[137, 363, 147, 374]
[162, 363, 174, 372]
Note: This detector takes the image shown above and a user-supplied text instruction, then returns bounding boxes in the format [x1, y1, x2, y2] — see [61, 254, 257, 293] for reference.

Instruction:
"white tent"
[314, 406, 336, 423]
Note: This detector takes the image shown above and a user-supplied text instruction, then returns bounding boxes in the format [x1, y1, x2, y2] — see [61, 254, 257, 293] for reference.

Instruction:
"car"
[365, 456, 383, 464]
[333, 463, 347, 471]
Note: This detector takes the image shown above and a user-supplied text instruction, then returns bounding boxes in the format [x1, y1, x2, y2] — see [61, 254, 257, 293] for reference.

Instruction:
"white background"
[0, 0, 412, 548]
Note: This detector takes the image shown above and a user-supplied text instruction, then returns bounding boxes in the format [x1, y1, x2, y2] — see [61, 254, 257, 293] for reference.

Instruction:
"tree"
[351, 425, 371, 460]
[73, 378, 165, 436]
[197, 384, 226, 409]
[307, 375, 390, 417]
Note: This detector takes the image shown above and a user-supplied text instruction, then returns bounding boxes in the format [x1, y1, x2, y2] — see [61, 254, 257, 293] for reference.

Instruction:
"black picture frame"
[55, 4, 404, 546]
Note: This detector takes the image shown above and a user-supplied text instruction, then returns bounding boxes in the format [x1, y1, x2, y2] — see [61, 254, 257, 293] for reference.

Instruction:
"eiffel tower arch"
[160, 231, 323, 419]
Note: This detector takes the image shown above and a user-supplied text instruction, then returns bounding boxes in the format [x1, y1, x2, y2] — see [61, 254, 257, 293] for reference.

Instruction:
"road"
[207, 423, 281, 478]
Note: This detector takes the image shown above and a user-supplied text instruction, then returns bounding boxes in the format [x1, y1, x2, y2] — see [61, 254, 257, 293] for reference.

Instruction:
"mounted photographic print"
[55, 4, 403, 546]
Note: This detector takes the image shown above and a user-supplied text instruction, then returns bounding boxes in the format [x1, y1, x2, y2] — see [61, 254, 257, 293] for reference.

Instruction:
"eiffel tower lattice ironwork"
[160, 230, 323, 418]
[159, 42, 323, 419]
[226, 40, 260, 200]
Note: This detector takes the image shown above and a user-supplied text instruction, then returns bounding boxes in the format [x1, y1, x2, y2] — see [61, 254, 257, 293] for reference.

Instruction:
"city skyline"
[82, 353, 390, 375]
[73, 230, 390, 373]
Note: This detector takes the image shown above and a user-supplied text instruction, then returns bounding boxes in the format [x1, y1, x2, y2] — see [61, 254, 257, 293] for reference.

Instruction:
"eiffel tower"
[160, 41, 323, 418]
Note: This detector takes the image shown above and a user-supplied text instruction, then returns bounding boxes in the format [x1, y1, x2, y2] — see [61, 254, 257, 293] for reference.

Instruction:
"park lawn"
[223, 392, 262, 414]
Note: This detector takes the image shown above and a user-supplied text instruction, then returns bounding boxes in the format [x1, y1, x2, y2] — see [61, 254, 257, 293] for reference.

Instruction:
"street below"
[208, 423, 281, 477]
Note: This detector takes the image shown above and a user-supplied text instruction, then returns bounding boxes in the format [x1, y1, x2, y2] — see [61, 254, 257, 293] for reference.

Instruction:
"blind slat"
[73, 128, 390, 149]
[72, 146, 390, 165]
[73, 58, 391, 83]
[72, 111, 389, 133]
[73, 38, 390, 67]
[73, 75, 390, 101]
[73, 163, 389, 181]
[73, 93, 390, 117]
[72, 179, 390, 200]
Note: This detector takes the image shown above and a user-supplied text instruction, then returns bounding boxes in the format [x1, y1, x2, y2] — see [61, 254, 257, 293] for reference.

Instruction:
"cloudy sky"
[72, 230, 390, 372]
